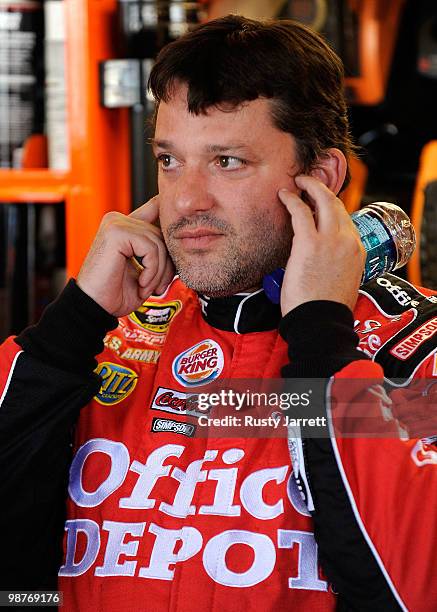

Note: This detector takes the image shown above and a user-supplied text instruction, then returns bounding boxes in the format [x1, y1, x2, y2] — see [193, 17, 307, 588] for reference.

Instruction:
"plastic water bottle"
[263, 202, 416, 304]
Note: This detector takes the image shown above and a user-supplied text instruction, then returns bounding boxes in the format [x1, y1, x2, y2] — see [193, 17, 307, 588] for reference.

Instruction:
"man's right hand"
[77, 196, 175, 317]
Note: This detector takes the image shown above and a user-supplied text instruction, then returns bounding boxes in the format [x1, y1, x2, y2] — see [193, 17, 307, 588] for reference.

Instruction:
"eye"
[157, 154, 179, 170]
[216, 156, 247, 170]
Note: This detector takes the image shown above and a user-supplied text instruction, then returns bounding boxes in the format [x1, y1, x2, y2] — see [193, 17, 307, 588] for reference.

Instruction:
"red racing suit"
[0, 272, 436, 611]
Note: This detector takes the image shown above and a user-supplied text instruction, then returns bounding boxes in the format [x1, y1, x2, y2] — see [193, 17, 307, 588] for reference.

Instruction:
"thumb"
[129, 195, 160, 224]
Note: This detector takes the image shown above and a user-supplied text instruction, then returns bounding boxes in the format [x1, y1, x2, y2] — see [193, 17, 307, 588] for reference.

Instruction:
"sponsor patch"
[151, 417, 196, 437]
[120, 325, 166, 346]
[375, 277, 421, 308]
[172, 339, 224, 387]
[129, 300, 182, 333]
[354, 319, 382, 334]
[120, 347, 160, 364]
[361, 273, 437, 316]
[151, 386, 203, 417]
[94, 362, 138, 405]
[357, 333, 382, 358]
[390, 317, 437, 360]
[103, 334, 123, 355]
[103, 333, 161, 363]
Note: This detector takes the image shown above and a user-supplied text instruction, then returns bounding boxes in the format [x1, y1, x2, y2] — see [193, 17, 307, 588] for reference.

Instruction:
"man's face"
[153, 84, 301, 296]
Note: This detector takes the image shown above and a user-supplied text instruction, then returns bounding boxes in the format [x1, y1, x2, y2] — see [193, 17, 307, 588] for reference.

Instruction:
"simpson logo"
[172, 339, 224, 387]
[151, 417, 196, 437]
[94, 362, 138, 405]
[129, 300, 182, 333]
[152, 387, 203, 416]
[390, 317, 437, 360]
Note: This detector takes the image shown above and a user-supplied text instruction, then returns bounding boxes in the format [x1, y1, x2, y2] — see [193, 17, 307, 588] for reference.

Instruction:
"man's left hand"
[278, 175, 366, 317]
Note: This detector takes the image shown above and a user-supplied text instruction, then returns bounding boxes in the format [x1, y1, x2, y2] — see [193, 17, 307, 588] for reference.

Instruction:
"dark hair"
[149, 15, 355, 189]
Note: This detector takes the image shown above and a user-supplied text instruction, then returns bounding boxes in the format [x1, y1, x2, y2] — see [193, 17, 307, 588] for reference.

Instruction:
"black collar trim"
[198, 289, 282, 334]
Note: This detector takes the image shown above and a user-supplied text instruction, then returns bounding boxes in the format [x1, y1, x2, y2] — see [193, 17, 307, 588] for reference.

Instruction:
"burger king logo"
[172, 339, 224, 387]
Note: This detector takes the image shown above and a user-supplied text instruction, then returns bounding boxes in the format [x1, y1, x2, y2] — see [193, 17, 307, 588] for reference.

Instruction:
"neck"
[198, 288, 281, 334]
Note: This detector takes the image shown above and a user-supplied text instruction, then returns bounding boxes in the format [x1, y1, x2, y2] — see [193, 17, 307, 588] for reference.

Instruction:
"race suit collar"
[197, 289, 282, 334]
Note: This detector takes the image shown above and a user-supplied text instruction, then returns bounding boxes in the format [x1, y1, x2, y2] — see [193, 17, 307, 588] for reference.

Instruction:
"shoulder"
[354, 273, 437, 381]
[100, 278, 199, 363]
[356, 273, 437, 317]
[94, 277, 200, 372]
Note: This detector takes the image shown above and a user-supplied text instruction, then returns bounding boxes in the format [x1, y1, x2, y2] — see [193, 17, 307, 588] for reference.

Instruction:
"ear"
[310, 148, 347, 195]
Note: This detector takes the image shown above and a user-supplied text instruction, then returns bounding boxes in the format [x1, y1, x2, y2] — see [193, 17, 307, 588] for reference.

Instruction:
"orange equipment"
[0, 0, 131, 279]
[344, 0, 405, 105]
[341, 156, 369, 214]
[407, 140, 437, 287]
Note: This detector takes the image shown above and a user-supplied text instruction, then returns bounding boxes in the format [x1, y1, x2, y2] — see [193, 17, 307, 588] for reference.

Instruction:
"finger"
[102, 213, 163, 260]
[131, 219, 160, 252]
[129, 195, 160, 224]
[146, 230, 169, 285]
[137, 257, 172, 301]
[148, 255, 175, 297]
[132, 218, 163, 240]
[131, 227, 169, 283]
[295, 175, 343, 233]
[156, 257, 176, 295]
[278, 189, 317, 238]
[137, 245, 160, 289]
[135, 226, 172, 291]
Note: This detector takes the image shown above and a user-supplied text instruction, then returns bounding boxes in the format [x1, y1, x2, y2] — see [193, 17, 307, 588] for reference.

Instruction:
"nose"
[172, 167, 216, 216]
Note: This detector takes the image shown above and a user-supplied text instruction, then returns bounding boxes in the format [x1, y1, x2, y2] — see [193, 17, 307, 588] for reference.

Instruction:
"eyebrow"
[150, 139, 252, 154]
[149, 139, 172, 150]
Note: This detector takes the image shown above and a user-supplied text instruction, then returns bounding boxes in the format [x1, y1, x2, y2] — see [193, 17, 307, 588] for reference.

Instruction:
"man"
[0, 15, 436, 611]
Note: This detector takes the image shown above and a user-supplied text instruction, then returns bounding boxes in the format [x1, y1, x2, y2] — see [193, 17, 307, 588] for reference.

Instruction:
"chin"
[178, 275, 230, 296]
[177, 269, 261, 297]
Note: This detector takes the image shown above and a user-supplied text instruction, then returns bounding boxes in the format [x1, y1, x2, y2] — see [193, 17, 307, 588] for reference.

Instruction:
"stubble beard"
[163, 213, 292, 297]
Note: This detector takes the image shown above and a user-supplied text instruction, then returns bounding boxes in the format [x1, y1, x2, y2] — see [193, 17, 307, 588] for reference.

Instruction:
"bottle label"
[352, 212, 397, 283]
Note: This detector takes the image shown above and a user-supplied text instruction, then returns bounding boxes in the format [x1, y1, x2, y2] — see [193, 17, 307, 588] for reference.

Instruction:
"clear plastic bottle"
[263, 202, 416, 304]
[351, 202, 416, 283]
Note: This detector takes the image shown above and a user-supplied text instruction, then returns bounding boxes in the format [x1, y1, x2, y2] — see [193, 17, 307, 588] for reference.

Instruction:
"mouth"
[173, 227, 225, 249]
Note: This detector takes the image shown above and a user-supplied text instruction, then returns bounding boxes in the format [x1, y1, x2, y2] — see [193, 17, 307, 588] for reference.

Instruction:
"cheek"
[222, 179, 274, 211]
[272, 202, 293, 229]
[236, 184, 290, 229]
[157, 201, 174, 234]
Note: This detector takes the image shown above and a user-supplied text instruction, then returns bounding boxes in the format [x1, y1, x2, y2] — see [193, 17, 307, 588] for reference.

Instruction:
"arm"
[0, 197, 174, 589]
[280, 300, 406, 610]
[278, 177, 437, 611]
[0, 280, 118, 589]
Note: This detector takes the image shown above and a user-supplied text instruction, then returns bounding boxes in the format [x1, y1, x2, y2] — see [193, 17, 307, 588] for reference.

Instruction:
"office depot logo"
[172, 340, 224, 387]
